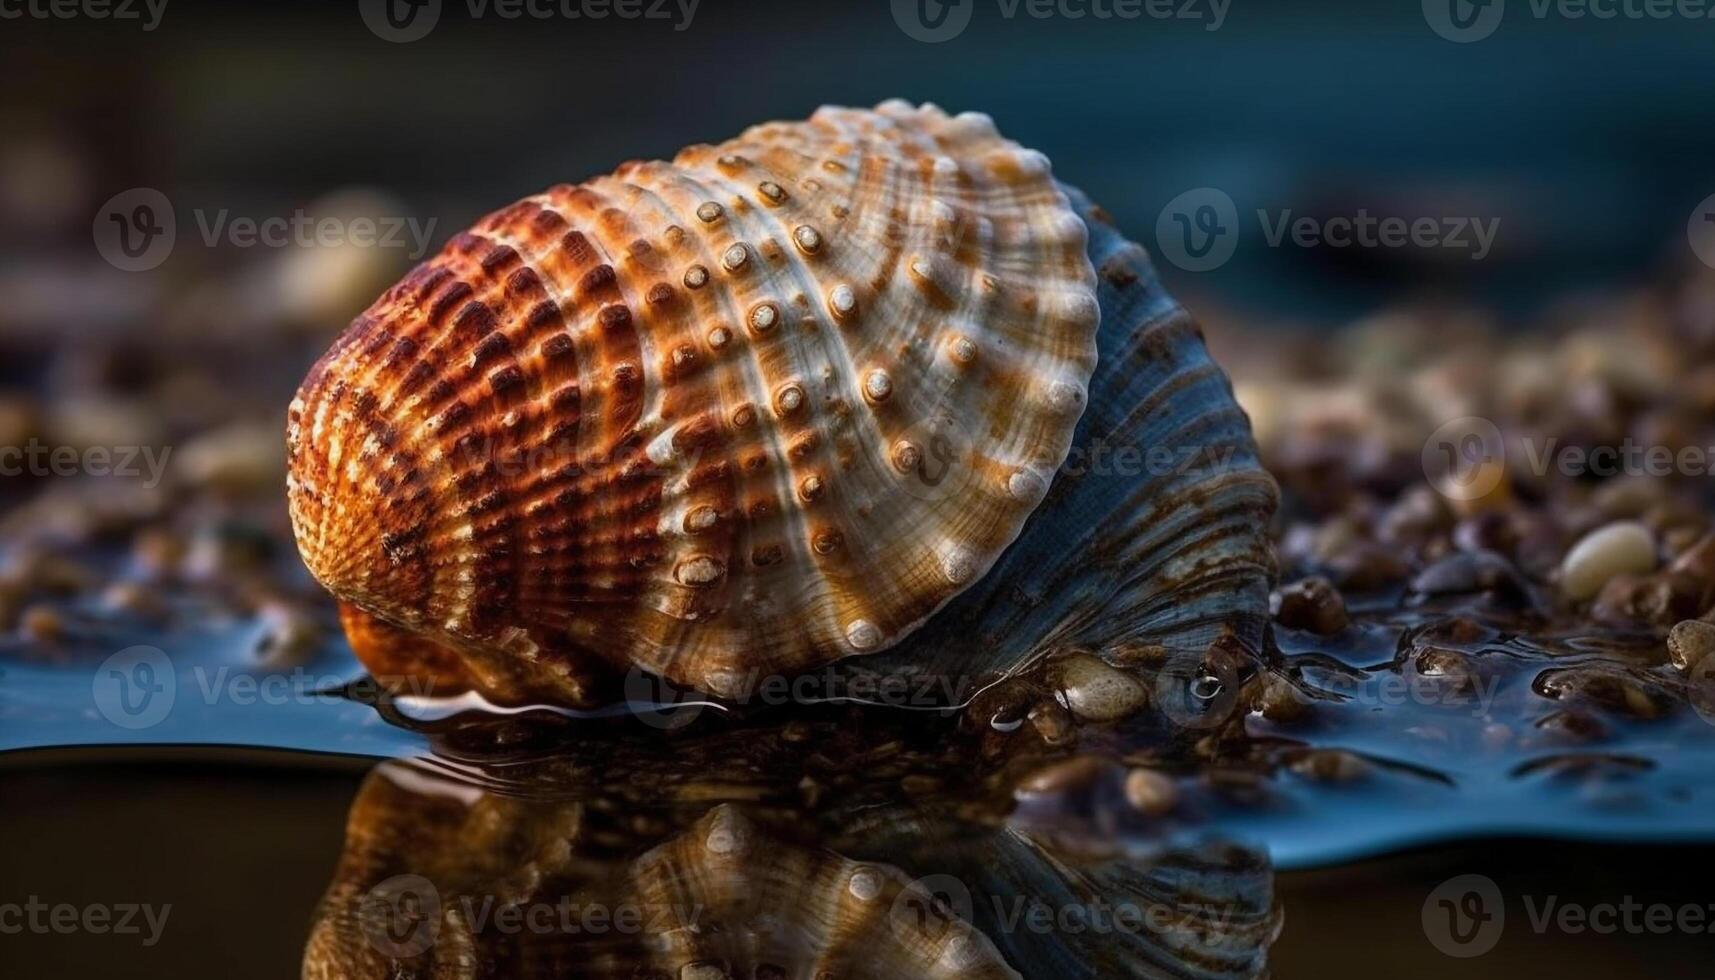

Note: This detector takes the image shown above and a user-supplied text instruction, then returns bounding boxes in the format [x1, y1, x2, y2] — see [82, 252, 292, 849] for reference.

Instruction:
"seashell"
[288, 101, 1276, 708]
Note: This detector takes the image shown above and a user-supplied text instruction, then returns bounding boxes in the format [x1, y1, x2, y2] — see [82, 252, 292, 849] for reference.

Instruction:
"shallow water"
[8, 583, 1714, 872]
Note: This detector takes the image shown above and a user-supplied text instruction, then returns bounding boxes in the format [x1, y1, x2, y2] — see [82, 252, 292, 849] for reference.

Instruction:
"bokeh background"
[5, 0, 1715, 331]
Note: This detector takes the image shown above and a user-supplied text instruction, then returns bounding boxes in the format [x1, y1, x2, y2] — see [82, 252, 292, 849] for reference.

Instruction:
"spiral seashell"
[288, 101, 1276, 709]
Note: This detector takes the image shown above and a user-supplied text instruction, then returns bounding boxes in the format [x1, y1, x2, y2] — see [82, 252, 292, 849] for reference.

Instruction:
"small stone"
[1015, 755, 1114, 799]
[1255, 671, 1312, 724]
[1535, 709, 1609, 742]
[18, 604, 66, 643]
[1272, 576, 1349, 634]
[1453, 511, 1520, 556]
[1534, 666, 1670, 720]
[101, 581, 164, 618]
[1670, 531, 1715, 590]
[1380, 484, 1452, 543]
[1668, 619, 1715, 672]
[184, 523, 273, 581]
[1123, 768, 1178, 816]
[1410, 550, 1529, 602]
[1561, 521, 1656, 601]
[1447, 459, 1512, 518]
[130, 528, 184, 581]
[900, 774, 941, 795]
[1291, 749, 1370, 783]
[254, 599, 322, 667]
[1591, 571, 1701, 628]
[1026, 700, 1073, 745]
[178, 422, 283, 495]
[1326, 543, 1410, 591]
[1054, 652, 1149, 722]
[1411, 645, 1475, 694]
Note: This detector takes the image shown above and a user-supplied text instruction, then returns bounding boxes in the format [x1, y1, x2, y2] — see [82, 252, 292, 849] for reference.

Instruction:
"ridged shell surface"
[288, 101, 1100, 705]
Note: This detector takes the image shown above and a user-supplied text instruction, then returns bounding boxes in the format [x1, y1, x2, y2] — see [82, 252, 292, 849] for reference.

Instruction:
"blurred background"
[5, 0, 1715, 330]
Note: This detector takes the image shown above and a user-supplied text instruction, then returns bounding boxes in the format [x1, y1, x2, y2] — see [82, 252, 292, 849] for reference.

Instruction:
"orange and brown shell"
[288, 101, 1101, 706]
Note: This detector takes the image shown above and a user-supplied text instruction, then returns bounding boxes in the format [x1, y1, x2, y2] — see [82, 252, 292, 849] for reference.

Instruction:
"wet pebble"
[1054, 652, 1149, 723]
[1410, 549, 1530, 602]
[130, 527, 185, 581]
[1534, 708, 1610, 742]
[1326, 542, 1410, 591]
[1668, 619, 1715, 672]
[1561, 521, 1656, 601]
[254, 598, 322, 666]
[1123, 768, 1179, 816]
[1290, 749, 1370, 783]
[1254, 671, 1313, 724]
[1453, 511, 1520, 556]
[1535, 666, 1671, 720]
[184, 522, 274, 581]
[1591, 570, 1702, 627]
[1014, 755, 1116, 799]
[101, 580, 164, 618]
[178, 421, 284, 495]
[18, 604, 66, 643]
[1027, 700, 1074, 745]
[1411, 645, 1476, 693]
[1272, 576, 1349, 634]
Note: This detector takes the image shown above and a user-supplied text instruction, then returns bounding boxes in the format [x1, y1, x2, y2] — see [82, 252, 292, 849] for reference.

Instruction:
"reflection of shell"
[580, 806, 1019, 979]
[304, 767, 1019, 979]
[289, 101, 1100, 705]
[305, 759, 1280, 980]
